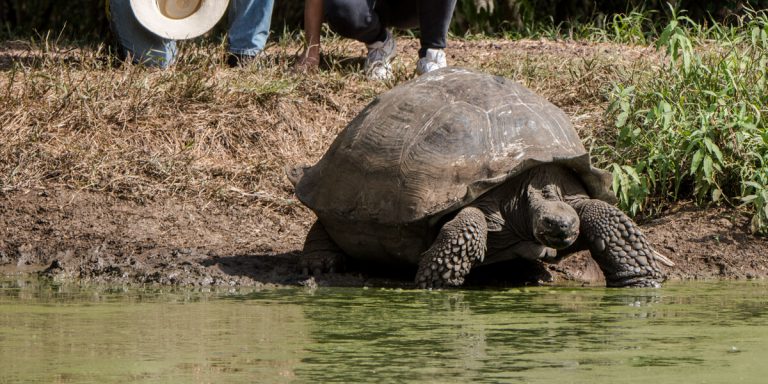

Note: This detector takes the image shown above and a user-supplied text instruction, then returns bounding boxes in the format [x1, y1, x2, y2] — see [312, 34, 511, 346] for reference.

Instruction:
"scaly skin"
[571, 199, 665, 287]
[296, 164, 668, 289]
[300, 221, 346, 275]
[415, 207, 488, 288]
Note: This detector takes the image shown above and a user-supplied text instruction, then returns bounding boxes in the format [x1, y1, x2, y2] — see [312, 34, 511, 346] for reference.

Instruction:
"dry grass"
[0, 34, 660, 218]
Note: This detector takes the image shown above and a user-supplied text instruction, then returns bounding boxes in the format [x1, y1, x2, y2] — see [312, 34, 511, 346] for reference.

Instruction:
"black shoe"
[227, 52, 259, 68]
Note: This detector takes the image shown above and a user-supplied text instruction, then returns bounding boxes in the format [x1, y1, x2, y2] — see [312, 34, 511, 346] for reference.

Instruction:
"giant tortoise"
[288, 67, 672, 288]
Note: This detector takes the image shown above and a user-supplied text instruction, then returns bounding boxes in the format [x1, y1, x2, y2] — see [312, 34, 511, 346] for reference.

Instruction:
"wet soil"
[2, 188, 766, 288]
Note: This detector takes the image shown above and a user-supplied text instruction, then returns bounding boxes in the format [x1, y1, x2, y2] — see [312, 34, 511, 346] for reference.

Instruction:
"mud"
[1, 188, 765, 288]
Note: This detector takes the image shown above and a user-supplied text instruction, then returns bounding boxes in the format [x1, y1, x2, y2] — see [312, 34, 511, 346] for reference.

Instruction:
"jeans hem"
[229, 47, 263, 56]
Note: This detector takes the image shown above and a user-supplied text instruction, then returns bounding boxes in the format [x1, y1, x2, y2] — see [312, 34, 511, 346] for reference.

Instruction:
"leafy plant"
[598, 8, 768, 234]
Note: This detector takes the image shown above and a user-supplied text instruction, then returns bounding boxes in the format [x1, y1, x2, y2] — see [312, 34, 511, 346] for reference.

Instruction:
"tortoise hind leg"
[416, 207, 488, 289]
[571, 199, 671, 287]
[301, 220, 346, 275]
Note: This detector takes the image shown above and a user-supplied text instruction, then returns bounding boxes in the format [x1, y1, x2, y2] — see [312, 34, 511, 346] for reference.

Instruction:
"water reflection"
[1, 279, 767, 383]
[0, 279, 308, 383]
[291, 285, 768, 383]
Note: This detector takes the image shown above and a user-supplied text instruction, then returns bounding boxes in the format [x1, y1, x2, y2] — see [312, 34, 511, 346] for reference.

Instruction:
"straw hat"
[130, 0, 229, 40]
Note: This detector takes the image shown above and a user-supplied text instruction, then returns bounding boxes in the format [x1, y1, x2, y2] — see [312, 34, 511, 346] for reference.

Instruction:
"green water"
[1, 278, 766, 383]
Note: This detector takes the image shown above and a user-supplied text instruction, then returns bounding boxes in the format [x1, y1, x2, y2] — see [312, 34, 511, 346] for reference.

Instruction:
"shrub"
[598, 8, 768, 233]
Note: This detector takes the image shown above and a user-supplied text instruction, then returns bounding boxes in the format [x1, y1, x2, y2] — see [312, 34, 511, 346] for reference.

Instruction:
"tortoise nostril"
[540, 215, 577, 238]
[543, 216, 562, 228]
[558, 221, 572, 232]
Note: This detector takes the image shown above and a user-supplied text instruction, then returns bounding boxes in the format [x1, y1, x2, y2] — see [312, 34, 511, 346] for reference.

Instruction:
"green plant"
[586, 10, 658, 44]
[598, 8, 768, 234]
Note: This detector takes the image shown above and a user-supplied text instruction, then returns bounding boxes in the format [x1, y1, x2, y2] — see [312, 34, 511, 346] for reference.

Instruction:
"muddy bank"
[1, 188, 765, 288]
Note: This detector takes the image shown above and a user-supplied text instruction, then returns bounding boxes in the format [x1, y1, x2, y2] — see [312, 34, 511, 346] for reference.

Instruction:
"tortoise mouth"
[537, 232, 579, 249]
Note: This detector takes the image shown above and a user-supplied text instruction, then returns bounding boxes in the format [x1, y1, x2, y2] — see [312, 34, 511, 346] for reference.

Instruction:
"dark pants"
[323, 0, 456, 56]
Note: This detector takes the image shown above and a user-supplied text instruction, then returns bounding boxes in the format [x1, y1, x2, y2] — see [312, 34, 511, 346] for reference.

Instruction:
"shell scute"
[295, 68, 613, 225]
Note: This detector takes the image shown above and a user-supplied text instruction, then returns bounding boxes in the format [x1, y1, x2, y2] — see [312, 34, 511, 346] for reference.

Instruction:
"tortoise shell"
[294, 67, 615, 226]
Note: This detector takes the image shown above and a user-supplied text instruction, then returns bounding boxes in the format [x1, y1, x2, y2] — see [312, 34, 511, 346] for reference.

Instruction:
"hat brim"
[130, 0, 229, 40]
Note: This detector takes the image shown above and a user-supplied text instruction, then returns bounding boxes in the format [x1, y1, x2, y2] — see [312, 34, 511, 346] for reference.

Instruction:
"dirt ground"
[1, 37, 766, 288]
[1, 188, 766, 288]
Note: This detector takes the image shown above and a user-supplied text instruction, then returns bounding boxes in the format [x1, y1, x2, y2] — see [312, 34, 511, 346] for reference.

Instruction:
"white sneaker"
[365, 30, 396, 80]
[416, 48, 447, 75]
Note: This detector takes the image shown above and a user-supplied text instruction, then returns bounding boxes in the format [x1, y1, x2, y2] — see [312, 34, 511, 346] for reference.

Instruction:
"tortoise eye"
[542, 185, 561, 200]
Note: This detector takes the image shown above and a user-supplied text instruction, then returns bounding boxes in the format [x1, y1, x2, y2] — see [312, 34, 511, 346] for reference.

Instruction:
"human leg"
[415, 0, 456, 74]
[228, 0, 274, 58]
[324, 0, 386, 43]
[324, 0, 397, 79]
[107, 0, 177, 68]
[416, 0, 456, 56]
[382, 0, 454, 74]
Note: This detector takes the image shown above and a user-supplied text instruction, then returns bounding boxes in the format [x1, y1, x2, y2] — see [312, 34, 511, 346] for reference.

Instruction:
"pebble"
[718, 218, 734, 229]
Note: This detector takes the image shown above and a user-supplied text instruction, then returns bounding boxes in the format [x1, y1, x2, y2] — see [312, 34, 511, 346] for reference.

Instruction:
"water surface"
[1, 278, 766, 383]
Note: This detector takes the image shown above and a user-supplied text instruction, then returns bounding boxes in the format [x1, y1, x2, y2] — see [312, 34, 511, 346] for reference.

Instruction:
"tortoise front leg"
[571, 199, 672, 287]
[416, 207, 488, 289]
[301, 220, 346, 275]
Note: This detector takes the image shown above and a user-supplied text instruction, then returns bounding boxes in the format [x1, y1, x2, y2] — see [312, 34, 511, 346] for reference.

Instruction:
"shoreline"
[2, 188, 765, 288]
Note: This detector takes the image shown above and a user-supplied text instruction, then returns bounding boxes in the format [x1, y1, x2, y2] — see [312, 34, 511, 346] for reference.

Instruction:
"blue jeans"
[108, 0, 274, 68]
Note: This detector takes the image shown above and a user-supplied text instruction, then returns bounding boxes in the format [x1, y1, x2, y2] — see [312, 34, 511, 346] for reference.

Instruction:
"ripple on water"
[0, 279, 767, 383]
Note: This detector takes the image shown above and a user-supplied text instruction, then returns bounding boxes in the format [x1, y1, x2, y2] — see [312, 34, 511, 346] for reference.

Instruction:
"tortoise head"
[532, 201, 580, 249]
[527, 180, 580, 249]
